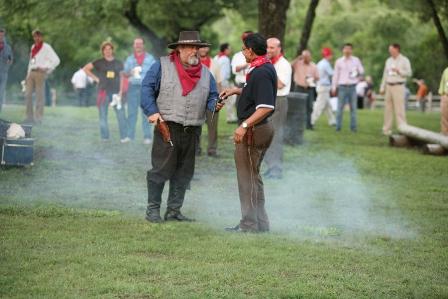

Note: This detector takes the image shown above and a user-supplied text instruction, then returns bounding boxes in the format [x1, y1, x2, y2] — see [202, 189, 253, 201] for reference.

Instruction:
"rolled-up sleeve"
[141, 61, 161, 117]
[207, 75, 219, 112]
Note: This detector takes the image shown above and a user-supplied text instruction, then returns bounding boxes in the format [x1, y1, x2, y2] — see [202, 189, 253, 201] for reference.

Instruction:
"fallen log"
[423, 144, 447, 155]
[398, 124, 448, 150]
[389, 134, 411, 147]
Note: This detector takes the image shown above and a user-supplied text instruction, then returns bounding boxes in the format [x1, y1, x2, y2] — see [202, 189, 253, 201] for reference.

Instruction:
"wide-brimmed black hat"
[168, 31, 211, 49]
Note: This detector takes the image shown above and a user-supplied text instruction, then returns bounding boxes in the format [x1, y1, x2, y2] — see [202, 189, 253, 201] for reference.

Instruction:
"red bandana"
[134, 52, 145, 65]
[31, 42, 43, 58]
[170, 51, 202, 96]
[0, 42, 4, 52]
[200, 56, 211, 69]
[246, 55, 271, 82]
[218, 52, 227, 58]
[270, 53, 283, 65]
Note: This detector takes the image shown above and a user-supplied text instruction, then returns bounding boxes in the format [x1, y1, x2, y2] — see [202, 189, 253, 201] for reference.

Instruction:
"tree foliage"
[0, 0, 447, 94]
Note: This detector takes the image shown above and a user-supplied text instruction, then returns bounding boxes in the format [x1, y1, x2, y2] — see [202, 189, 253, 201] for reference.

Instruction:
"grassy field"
[0, 104, 447, 298]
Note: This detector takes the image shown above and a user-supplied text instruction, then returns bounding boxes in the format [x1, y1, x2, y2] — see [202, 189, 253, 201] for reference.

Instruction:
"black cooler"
[0, 119, 34, 166]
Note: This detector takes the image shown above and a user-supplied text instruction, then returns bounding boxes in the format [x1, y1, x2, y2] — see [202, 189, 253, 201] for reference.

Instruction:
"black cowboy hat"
[168, 31, 211, 49]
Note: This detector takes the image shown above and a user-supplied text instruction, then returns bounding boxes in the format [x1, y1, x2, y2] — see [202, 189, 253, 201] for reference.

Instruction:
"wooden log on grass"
[389, 134, 411, 147]
[398, 124, 448, 149]
[423, 144, 447, 155]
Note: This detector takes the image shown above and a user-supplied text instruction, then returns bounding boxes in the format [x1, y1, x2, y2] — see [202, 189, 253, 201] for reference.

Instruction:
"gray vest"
[157, 56, 210, 126]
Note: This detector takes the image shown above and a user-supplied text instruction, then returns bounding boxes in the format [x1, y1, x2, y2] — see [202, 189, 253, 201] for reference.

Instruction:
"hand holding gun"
[157, 119, 173, 147]
[211, 96, 225, 123]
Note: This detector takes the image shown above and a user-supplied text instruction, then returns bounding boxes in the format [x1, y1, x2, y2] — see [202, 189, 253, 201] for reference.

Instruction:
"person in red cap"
[311, 47, 336, 128]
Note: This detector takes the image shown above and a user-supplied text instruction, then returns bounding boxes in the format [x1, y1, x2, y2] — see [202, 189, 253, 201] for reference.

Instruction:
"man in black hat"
[141, 31, 223, 223]
[220, 33, 277, 233]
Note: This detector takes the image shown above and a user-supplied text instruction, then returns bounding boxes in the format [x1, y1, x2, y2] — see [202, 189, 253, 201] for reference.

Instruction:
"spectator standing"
[71, 67, 93, 107]
[379, 43, 412, 135]
[0, 28, 13, 112]
[414, 79, 429, 112]
[199, 46, 222, 156]
[438, 67, 448, 135]
[292, 50, 319, 130]
[331, 43, 364, 132]
[215, 43, 235, 123]
[121, 38, 155, 144]
[264, 37, 291, 179]
[311, 47, 336, 128]
[24, 29, 60, 123]
[83, 41, 129, 142]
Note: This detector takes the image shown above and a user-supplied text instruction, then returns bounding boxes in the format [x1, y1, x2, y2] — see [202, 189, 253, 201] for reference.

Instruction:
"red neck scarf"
[134, 51, 145, 65]
[218, 51, 227, 58]
[200, 56, 211, 69]
[246, 55, 271, 82]
[170, 51, 202, 96]
[31, 42, 43, 58]
[0, 42, 4, 52]
[270, 53, 283, 65]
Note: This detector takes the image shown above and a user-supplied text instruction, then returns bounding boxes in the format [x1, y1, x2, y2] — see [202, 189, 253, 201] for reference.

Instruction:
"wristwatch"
[241, 122, 248, 129]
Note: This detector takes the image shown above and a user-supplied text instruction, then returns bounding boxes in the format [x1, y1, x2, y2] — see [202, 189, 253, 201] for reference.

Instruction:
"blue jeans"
[127, 84, 152, 139]
[98, 93, 128, 140]
[0, 72, 8, 112]
[336, 85, 357, 131]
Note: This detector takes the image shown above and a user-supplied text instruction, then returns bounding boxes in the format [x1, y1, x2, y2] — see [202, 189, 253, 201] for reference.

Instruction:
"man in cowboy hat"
[141, 31, 224, 223]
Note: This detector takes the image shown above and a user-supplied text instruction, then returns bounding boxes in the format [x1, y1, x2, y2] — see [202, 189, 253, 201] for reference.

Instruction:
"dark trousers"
[294, 85, 315, 129]
[76, 88, 88, 107]
[147, 122, 200, 213]
[235, 121, 274, 231]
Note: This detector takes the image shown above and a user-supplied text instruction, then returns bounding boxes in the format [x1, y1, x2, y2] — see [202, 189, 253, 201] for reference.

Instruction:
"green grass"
[0, 104, 447, 298]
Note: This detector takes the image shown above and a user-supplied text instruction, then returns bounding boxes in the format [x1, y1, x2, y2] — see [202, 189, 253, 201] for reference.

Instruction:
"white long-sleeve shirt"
[274, 56, 292, 96]
[71, 68, 93, 89]
[231, 51, 248, 85]
[214, 55, 231, 83]
[27, 42, 60, 74]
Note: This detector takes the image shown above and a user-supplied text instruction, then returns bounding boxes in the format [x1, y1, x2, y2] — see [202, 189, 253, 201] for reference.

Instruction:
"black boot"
[145, 174, 165, 223]
[164, 180, 195, 222]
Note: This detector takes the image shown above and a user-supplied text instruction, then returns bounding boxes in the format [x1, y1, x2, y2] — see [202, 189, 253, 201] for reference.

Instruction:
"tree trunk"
[296, 0, 319, 56]
[427, 0, 448, 60]
[258, 0, 291, 44]
[124, 0, 166, 57]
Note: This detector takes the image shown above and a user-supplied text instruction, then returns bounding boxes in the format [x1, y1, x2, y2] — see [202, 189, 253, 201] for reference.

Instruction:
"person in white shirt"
[71, 68, 93, 107]
[312, 47, 336, 128]
[230, 31, 253, 123]
[263, 37, 292, 179]
[379, 43, 412, 135]
[215, 43, 236, 123]
[25, 29, 60, 123]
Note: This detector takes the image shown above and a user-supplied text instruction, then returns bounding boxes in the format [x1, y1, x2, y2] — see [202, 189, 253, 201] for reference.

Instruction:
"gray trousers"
[264, 96, 288, 176]
[235, 121, 274, 232]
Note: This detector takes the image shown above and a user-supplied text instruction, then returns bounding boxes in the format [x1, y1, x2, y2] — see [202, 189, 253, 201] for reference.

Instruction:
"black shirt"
[237, 63, 277, 124]
[92, 58, 123, 94]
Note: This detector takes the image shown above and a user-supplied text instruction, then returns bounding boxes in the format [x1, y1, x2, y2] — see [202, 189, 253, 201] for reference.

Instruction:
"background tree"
[258, 0, 291, 44]
[1, 0, 447, 101]
[382, 0, 448, 60]
[296, 0, 319, 56]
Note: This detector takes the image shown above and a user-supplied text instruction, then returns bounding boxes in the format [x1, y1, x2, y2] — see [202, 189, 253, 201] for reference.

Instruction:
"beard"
[188, 55, 199, 65]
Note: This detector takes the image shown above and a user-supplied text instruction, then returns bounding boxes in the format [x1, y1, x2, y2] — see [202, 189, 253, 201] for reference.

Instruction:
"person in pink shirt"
[331, 43, 364, 132]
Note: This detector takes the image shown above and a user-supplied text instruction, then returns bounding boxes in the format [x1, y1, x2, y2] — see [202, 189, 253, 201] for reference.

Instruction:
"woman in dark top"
[84, 41, 128, 142]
